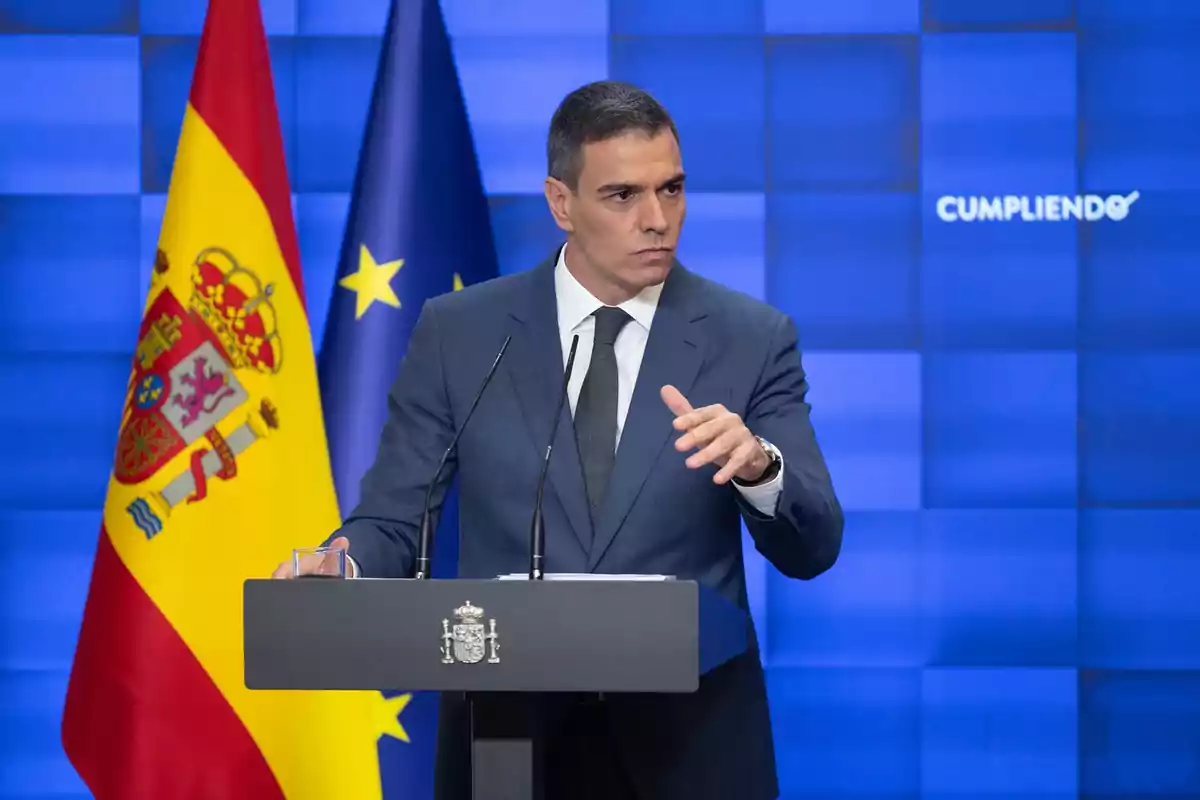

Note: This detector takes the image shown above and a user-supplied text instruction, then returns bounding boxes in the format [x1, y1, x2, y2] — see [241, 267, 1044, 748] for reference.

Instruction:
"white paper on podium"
[494, 572, 673, 581]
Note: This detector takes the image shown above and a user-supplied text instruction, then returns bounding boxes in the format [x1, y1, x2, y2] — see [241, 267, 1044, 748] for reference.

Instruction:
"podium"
[243, 576, 750, 799]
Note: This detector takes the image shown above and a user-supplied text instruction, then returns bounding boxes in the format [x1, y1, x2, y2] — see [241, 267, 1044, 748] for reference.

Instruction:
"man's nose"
[639, 194, 668, 233]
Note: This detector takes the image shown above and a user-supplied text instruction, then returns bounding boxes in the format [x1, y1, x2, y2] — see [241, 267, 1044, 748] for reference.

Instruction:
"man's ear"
[543, 177, 574, 233]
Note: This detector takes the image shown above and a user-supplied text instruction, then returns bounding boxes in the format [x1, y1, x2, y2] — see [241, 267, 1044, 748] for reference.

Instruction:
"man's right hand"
[271, 536, 352, 578]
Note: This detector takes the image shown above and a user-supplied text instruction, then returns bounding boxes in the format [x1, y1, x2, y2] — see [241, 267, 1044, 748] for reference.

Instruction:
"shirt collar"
[554, 243, 662, 333]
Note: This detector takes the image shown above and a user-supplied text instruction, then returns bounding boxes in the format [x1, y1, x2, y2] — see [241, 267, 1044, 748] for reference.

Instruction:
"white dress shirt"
[553, 245, 783, 517]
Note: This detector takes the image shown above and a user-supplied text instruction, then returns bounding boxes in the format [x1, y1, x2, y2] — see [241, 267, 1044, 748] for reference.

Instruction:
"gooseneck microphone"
[413, 334, 512, 580]
[530, 334, 579, 580]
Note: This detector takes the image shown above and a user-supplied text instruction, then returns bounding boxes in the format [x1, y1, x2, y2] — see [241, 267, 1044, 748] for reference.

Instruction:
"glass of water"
[291, 546, 346, 579]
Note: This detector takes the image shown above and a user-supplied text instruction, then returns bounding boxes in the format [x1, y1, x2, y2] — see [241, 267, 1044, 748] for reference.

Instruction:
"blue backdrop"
[2, 0, 1199, 797]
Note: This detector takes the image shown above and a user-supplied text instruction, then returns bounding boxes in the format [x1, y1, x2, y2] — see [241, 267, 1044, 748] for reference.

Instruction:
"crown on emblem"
[454, 601, 485, 623]
[188, 247, 282, 373]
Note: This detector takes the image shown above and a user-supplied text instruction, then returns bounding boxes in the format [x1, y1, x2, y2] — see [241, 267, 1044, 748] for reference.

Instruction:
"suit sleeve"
[736, 313, 844, 580]
[323, 300, 457, 578]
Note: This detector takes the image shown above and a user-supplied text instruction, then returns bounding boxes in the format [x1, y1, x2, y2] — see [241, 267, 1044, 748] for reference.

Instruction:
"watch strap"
[732, 436, 781, 487]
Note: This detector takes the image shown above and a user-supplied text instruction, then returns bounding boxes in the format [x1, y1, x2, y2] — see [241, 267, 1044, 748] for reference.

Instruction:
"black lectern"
[243, 577, 750, 799]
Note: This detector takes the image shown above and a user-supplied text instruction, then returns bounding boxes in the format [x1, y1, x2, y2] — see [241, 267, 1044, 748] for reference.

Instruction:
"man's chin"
[629, 261, 672, 288]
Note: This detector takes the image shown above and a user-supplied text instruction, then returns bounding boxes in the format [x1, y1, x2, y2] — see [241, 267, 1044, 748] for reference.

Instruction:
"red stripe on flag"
[62, 528, 284, 800]
[187, 0, 306, 311]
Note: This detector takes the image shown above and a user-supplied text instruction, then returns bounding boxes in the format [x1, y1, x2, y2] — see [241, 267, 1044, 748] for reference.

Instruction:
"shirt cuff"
[732, 454, 784, 518]
[346, 554, 360, 578]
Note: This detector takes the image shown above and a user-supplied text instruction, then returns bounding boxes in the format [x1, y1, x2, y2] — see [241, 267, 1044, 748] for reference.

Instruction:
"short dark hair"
[546, 81, 679, 190]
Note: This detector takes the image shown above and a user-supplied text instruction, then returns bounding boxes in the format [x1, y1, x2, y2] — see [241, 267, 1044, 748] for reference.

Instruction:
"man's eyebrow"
[596, 181, 637, 195]
[595, 172, 686, 195]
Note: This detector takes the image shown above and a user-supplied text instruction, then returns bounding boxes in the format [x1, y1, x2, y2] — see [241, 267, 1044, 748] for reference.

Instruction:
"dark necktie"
[574, 306, 632, 521]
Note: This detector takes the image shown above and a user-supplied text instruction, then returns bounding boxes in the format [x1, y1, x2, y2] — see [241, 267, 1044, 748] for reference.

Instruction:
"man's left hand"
[661, 384, 770, 485]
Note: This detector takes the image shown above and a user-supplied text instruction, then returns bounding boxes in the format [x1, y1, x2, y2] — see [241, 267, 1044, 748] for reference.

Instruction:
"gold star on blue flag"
[339, 244, 403, 320]
[315, 0, 500, 796]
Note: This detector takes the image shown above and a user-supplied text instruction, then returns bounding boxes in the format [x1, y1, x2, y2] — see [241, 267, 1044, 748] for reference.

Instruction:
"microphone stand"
[413, 335, 511, 580]
[530, 334, 579, 580]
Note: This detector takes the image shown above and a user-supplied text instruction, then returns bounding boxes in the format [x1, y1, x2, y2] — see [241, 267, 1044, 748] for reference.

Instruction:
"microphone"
[413, 334, 512, 580]
[529, 334, 579, 580]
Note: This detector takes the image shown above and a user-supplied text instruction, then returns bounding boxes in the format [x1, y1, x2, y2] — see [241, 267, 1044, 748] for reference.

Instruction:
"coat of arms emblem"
[116, 246, 285, 539]
[441, 601, 499, 665]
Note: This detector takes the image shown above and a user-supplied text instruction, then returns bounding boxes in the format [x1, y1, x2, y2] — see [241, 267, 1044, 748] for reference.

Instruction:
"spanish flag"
[61, 1, 390, 797]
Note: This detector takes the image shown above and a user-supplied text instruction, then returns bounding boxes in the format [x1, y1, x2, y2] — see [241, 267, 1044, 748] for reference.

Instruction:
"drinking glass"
[292, 546, 346, 579]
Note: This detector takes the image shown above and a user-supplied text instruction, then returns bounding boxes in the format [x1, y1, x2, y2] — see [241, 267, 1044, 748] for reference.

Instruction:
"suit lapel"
[587, 265, 707, 570]
[506, 257, 593, 555]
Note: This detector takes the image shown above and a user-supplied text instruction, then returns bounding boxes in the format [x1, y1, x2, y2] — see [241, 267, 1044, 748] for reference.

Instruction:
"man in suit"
[275, 80, 843, 800]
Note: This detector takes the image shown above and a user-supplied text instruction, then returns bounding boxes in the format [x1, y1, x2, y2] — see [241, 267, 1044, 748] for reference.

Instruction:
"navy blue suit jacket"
[332, 250, 843, 799]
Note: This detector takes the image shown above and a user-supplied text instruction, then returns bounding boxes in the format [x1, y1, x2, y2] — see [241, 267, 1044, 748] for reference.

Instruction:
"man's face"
[547, 127, 686, 298]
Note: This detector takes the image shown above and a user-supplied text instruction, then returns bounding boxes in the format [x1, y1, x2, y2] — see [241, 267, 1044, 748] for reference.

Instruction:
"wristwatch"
[733, 436, 782, 487]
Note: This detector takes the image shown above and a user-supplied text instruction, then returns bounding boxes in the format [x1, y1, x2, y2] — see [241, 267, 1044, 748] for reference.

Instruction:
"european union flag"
[315, 0, 499, 795]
